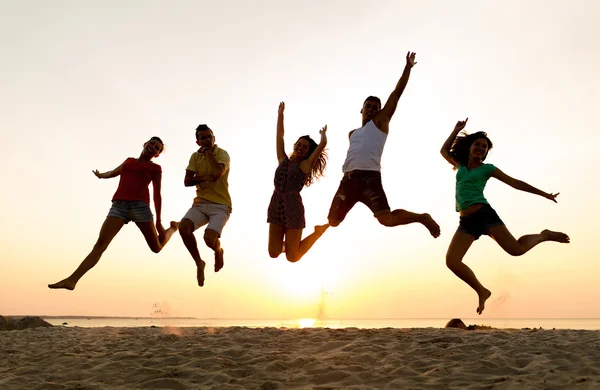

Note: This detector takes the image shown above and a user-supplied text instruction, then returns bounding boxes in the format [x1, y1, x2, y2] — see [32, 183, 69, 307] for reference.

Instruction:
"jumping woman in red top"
[48, 137, 179, 290]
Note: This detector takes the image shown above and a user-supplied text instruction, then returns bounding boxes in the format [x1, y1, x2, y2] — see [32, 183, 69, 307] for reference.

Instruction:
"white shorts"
[182, 201, 231, 236]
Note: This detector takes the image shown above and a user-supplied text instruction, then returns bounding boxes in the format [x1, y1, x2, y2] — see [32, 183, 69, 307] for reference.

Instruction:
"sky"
[1, 0, 599, 320]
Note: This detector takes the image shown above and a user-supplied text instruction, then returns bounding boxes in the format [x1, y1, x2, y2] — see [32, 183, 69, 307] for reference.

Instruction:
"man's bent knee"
[328, 219, 342, 227]
[376, 212, 394, 227]
[506, 247, 525, 257]
[179, 219, 195, 235]
[203, 229, 219, 248]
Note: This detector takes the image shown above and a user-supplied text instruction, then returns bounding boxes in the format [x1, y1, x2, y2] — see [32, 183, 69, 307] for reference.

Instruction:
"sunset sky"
[1, 0, 598, 320]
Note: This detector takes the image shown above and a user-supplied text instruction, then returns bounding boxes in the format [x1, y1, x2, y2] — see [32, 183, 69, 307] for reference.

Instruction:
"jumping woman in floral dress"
[267, 102, 329, 262]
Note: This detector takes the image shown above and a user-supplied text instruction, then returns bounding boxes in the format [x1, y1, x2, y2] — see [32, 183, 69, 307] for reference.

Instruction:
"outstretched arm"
[93, 161, 125, 179]
[300, 125, 327, 174]
[440, 119, 468, 167]
[376, 52, 417, 128]
[491, 168, 559, 202]
[276, 102, 286, 164]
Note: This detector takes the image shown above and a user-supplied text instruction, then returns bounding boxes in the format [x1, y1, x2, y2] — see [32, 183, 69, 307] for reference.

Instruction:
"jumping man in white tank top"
[327, 51, 440, 238]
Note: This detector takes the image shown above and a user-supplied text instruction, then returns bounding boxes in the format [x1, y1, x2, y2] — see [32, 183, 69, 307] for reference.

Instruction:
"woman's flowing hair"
[295, 135, 327, 186]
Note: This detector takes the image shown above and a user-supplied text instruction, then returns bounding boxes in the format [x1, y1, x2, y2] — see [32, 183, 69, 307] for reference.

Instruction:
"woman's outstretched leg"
[48, 216, 126, 290]
[136, 221, 179, 253]
[268, 223, 286, 258]
[446, 231, 491, 315]
[488, 225, 570, 256]
[284, 224, 329, 263]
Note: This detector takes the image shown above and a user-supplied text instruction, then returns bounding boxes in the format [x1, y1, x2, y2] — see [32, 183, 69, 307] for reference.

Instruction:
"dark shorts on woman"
[328, 170, 390, 223]
[107, 200, 153, 223]
[457, 204, 504, 239]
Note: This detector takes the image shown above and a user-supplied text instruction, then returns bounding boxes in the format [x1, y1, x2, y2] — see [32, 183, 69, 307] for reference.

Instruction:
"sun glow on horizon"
[298, 318, 316, 328]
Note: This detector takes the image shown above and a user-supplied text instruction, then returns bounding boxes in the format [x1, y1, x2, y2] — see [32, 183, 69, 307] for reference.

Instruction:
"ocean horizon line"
[6, 315, 600, 320]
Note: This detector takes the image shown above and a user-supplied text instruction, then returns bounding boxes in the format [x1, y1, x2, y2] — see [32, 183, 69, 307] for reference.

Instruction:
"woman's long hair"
[449, 131, 493, 169]
[295, 135, 327, 186]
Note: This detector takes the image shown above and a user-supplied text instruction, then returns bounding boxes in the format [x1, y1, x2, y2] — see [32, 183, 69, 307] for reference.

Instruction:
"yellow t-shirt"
[186, 146, 232, 210]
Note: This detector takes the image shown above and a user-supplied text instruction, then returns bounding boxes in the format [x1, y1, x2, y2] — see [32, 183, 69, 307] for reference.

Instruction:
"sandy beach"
[1, 326, 599, 389]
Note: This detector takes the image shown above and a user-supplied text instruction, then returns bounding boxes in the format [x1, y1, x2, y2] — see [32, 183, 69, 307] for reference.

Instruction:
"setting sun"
[298, 318, 316, 328]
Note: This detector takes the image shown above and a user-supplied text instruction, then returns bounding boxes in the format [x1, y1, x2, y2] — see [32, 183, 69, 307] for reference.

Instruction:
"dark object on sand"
[445, 318, 467, 329]
[0, 315, 53, 331]
[445, 318, 493, 331]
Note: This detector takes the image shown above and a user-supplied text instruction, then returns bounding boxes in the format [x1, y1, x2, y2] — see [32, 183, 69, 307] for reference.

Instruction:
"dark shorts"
[107, 200, 154, 224]
[457, 204, 504, 240]
[328, 170, 390, 223]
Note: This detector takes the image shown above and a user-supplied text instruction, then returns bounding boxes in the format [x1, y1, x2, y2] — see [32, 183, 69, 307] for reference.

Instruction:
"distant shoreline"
[5, 315, 600, 320]
[7, 315, 198, 320]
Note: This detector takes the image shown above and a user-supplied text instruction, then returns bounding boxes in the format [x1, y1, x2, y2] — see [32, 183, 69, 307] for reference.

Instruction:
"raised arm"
[376, 52, 417, 129]
[440, 118, 468, 168]
[93, 161, 125, 179]
[491, 168, 560, 202]
[300, 125, 327, 174]
[276, 102, 286, 164]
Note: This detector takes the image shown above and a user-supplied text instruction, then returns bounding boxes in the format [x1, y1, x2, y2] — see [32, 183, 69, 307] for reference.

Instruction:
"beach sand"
[1, 326, 599, 389]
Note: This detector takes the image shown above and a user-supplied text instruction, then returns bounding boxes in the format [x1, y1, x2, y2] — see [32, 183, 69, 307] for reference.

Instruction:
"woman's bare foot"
[196, 260, 206, 287]
[420, 213, 441, 238]
[48, 278, 76, 291]
[170, 221, 180, 230]
[476, 288, 492, 315]
[214, 248, 224, 272]
[314, 224, 329, 236]
[541, 229, 570, 243]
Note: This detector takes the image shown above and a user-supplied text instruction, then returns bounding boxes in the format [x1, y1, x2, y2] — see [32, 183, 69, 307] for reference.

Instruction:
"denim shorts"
[457, 204, 504, 240]
[328, 170, 390, 223]
[107, 200, 154, 224]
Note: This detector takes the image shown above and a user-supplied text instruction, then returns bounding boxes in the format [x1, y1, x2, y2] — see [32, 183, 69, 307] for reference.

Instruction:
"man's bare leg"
[48, 217, 125, 290]
[204, 229, 224, 272]
[179, 218, 205, 286]
[377, 209, 441, 238]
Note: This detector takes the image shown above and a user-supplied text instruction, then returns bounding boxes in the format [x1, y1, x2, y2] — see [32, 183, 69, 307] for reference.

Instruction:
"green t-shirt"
[455, 163, 497, 211]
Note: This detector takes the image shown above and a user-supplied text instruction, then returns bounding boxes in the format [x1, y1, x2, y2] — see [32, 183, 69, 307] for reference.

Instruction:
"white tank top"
[342, 120, 387, 173]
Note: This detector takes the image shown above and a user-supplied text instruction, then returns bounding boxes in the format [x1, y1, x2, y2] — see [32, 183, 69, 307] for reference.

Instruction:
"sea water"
[40, 317, 600, 330]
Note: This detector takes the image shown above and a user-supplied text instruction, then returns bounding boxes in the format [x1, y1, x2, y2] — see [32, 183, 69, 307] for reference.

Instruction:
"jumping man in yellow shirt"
[179, 124, 232, 287]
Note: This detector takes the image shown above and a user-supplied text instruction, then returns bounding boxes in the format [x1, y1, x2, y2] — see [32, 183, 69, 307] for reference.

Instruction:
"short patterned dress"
[267, 156, 307, 229]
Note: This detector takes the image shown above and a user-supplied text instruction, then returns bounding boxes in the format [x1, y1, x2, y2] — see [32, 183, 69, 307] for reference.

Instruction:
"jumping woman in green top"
[440, 118, 570, 315]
